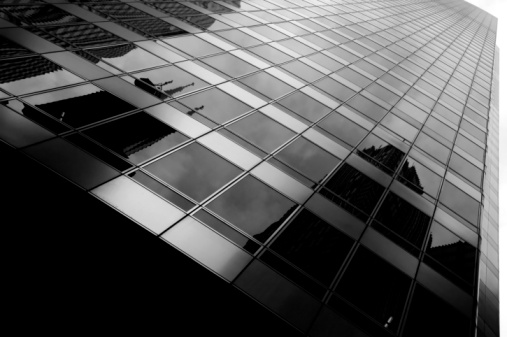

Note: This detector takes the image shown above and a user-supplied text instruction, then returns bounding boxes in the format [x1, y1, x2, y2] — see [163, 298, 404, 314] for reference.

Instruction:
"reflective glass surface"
[145, 142, 241, 202]
[200, 53, 258, 78]
[239, 71, 294, 100]
[318, 112, 368, 147]
[276, 91, 330, 123]
[207, 175, 296, 240]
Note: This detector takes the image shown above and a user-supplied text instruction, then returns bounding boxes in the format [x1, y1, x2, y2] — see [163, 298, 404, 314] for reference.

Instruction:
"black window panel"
[398, 157, 442, 199]
[374, 192, 431, 250]
[84, 112, 188, 164]
[0, 36, 35, 59]
[323, 163, 385, 216]
[1, 5, 82, 26]
[335, 246, 411, 333]
[42, 23, 126, 48]
[123, 19, 187, 38]
[270, 209, 354, 285]
[357, 134, 405, 175]
[403, 285, 471, 337]
[207, 175, 297, 240]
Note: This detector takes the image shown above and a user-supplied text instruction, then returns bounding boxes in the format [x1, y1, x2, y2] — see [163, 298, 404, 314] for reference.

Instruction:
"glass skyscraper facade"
[0, 1, 499, 336]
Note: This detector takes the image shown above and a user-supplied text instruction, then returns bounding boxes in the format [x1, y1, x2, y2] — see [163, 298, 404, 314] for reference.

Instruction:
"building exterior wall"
[0, 1, 499, 336]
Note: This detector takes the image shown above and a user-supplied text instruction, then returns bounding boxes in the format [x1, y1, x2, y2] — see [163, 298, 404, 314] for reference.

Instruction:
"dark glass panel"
[0, 36, 35, 59]
[124, 19, 187, 38]
[175, 87, 252, 124]
[357, 134, 405, 175]
[0, 56, 83, 96]
[318, 112, 368, 147]
[398, 157, 442, 198]
[275, 137, 340, 184]
[276, 91, 330, 122]
[207, 175, 296, 240]
[270, 209, 354, 285]
[201, 53, 258, 78]
[374, 192, 431, 251]
[132, 171, 194, 211]
[42, 23, 126, 48]
[227, 112, 295, 153]
[87, 3, 151, 20]
[439, 181, 480, 227]
[82, 44, 166, 72]
[239, 72, 294, 100]
[183, 15, 229, 32]
[403, 285, 471, 337]
[346, 95, 388, 122]
[194, 210, 259, 254]
[424, 221, 476, 286]
[84, 112, 188, 164]
[1, 5, 82, 26]
[335, 247, 411, 332]
[132, 65, 209, 99]
[323, 163, 385, 217]
[3, 99, 70, 134]
[23, 84, 136, 128]
[145, 142, 241, 202]
[222, 12, 261, 26]
[65, 133, 132, 172]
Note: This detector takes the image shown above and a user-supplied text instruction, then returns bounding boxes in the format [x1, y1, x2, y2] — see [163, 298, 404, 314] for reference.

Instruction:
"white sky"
[464, 0, 505, 334]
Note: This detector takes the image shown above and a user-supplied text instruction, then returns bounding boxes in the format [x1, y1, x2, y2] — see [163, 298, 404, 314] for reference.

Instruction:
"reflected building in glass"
[0, 1, 499, 336]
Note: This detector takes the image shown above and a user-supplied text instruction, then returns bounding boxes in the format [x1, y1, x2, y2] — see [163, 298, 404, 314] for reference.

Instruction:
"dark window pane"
[275, 137, 340, 183]
[227, 112, 295, 153]
[318, 112, 368, 147]
[374, 192, 431, 251]
[0, 56, 83, 96]
[207, 175, 296, 239]
[131, 171, 195, 211]
[175, 88, 252, 124]
[84, 112, 188, 164]
[83, 44, 166, 72]
[145, 143, 241, 202]
[398, 157, 442, 198]
[439, 181, 480, 227]
[323, 163, 385, 216]
[277, 91, 330, 122]
[24, 84, 136, 128]
[42, 23, 126, 48]
[403, 286, 471, 337]
[124, 19, 187, 38]
[132, 65, 209, 99]
[0, 36, 35, 59]
[424, 221, 476, 286]
[357, 134, 405, 175]
[335, 247, 411, 332]
[270, 209, 354, 285]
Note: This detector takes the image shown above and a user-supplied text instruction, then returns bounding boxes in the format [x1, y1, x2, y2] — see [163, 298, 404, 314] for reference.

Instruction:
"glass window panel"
[275, 22, 310, 35]
[227, 112, 296, 153]
[42, 23, 126, 48]
[415, 133, 450, 164]
[323, 163, 385, 217]
[0, 56, 84, 96]
[0, 36, 35, 59]
[280, 60, 324, 82]
[337, 68, 372, 88]
[335, 246, 411, 332]
[164, 35, 223, 57]
[424, 221, 476, 285]
[357, 134, 405, 175]
[318, 112, 368, 147]
[207, 175, 296, 239]
[460, 119, 486, 143]
[249, 25, 289, 40]
[222, 12, 262, 26]
[307, 53, 344, 72]
[313, 77, 356, 102]
[132, 171, 194, 211]
[3, 99, 70, 134]
[239, 72, 294, 100]
[248, 44, 293, 64]
[455, 134, 484, 162]
[346, 95, 388, 122]
[374, 192, 431, 252]
[381, 113, 418, 142]
[132, 65, 209, 99]
[270, 209, 354, 285]
[448, 153, 482, 187]
[398, 157, 442, 198]
[403, 285, 471, 337]
[276, 91, 330, 122]
[174, 87, 252, 124]
[84, 112, 188, 164]
[277, 38, 316, 56]
[200, 53, 258, 78]
[83, 44, 167, 72]
[123, 19, 188, 38]
[275, 137, 340, 183]
[23, 84, 136, 128]
[216, 29, 262, 48]
[439, 181, 480, 227]
[145, 142, 241, 202]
